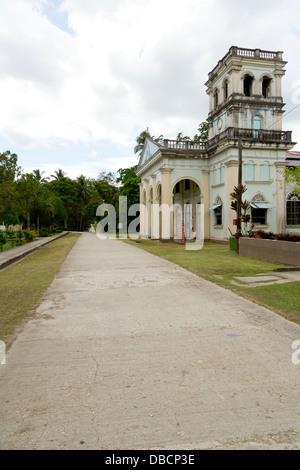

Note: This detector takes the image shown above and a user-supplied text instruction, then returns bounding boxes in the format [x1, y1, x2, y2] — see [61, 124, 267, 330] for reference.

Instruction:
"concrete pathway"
[0, 233, 300, 450]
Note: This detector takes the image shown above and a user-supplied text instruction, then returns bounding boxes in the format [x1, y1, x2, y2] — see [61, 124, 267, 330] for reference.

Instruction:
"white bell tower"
[205, 46, 287, 140]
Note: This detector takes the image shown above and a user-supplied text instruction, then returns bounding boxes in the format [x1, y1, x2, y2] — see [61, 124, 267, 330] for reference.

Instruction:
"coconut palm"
[32, 169, 49, 184]
[51, 169, 66, 180]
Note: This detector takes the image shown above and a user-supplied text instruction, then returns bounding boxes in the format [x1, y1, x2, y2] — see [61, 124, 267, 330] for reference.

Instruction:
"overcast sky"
[1, 0, 300, 179]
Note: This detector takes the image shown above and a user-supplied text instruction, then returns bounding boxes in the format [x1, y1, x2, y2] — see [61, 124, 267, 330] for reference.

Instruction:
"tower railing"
[208, 46, 284, 80]
[207, 127, 292, 149]
[163, 139, 207, 151]
[163, 128, 292, 152]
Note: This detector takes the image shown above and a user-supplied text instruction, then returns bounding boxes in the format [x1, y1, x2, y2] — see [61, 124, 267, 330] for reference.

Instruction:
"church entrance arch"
[172, 178, 201, 242]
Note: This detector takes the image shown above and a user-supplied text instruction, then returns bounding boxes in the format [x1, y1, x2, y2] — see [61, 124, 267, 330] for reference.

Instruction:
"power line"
[266, 102, 300, 130]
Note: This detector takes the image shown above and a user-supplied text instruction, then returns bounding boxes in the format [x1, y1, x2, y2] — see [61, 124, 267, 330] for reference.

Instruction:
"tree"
[176, 132, 191, 141]
[0, 150, 21, 183]
[76, 175, 91, 204]
[31, 185, 58, 234]
[284, 166, 300, 195]
[98, 171, 116, 186]
[32, 169, 49, 184]
[51, 169, 66, 180]
[48, 176, 78, 229]
[117, 165, 141, 207]
[81, 191, 104, 227]
[94, 173, 119, 207]
[0, 180, 20, 226]
[17, 173, 40, 229]
[134, 129, 164, 156]
[76, 175, 92, 231]
[193, 121, 209, 142]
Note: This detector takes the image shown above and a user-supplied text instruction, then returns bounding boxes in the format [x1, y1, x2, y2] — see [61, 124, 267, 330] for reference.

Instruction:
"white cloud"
[0, 0, 299, 179]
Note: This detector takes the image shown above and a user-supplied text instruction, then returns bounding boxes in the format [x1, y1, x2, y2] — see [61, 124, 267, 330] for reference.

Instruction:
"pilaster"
[201, 169, 210, 240]
[275, 162, 286, 233]
[160, 168, 173, 240]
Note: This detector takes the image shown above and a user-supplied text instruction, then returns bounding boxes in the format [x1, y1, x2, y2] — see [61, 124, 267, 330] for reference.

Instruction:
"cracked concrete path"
[1, 233, 300, 450]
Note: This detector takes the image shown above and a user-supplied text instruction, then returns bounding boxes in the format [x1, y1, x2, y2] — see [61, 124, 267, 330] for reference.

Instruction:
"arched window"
[213, 166, 217, 185]
[244, 75, 254, 97]
[220, 164, 224, 183]
[287, 192, 300, 225]
[251, 194, 267, 225]
[214, 89, 219, 109]
[253, 115, 261, 138]
[262, 76, 271, 98]
[247, 160, 255, 181]
[214, 197, 223, 226]
[223, 79, 229, 100]
[262, 161, 270, 181]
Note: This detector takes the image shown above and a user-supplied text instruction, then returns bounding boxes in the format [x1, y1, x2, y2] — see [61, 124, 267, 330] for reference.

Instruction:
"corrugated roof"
[287, 150, 300, 158]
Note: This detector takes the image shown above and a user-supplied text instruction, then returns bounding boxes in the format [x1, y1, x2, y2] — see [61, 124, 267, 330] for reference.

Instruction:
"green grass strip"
[123, 239, 300, 326]
[0, 233, 81, 348]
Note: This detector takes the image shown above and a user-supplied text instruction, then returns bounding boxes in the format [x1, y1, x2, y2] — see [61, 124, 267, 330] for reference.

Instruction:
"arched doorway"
[172, 178, 201, 242]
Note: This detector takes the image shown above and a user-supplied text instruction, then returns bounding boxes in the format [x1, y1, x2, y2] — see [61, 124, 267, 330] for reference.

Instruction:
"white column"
[160, 168, 173, 240]
[275, 162, 286, 233]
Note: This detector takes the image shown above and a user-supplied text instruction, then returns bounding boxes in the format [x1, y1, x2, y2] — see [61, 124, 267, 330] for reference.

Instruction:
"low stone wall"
[239, 237, 300, 266]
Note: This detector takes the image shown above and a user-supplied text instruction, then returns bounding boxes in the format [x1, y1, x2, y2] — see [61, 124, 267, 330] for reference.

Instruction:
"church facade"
[136, 46, 300, 242]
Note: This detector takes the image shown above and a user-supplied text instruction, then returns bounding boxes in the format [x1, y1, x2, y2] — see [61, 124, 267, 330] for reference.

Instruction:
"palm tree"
[134, 128, 164, 156]
[51, 169, 66, 180]
[76, 175, 91, 231]
[134, 129, 152, 155]
[76, 175, 91, 204]
[32, 169, 49, 184]
[32, 185, 56, 234]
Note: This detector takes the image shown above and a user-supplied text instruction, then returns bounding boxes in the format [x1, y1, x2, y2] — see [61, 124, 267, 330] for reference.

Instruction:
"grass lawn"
[0, 232, 81, 349]
[123, 239, 300, 325]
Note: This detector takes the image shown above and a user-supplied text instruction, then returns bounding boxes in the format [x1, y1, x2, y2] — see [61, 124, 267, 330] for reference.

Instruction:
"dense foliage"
[0, 151, 140, 233]
[284, 165, 300, 195]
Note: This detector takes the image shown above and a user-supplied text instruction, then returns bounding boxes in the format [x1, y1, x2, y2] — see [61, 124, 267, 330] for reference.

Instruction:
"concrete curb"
[0, 231, 69, 271]
[274, 266, 300, 272]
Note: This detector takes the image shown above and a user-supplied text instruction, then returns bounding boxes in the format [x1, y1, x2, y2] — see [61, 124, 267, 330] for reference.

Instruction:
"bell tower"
[205, 46, 287, 140]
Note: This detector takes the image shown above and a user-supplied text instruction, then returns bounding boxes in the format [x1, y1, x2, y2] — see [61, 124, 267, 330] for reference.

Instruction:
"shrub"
[252, 230, 300, 242]
[6, 230, 15, 239]
[23, 230, 34, 243]
[254, 230, 276, 240]
[0, 232, 7, 251]
[16, 229, 24, 246]
[276, 233, 300, 242]
[30, 230, 37, 239]
[39, 229, 49, 237]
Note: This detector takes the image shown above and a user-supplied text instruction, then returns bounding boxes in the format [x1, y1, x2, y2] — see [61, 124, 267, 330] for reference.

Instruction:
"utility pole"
[236, 135, 243, 254]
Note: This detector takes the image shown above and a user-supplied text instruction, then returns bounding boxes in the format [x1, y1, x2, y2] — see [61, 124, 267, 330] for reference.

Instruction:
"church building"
[136, 46, 299, 241]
